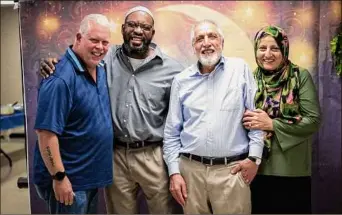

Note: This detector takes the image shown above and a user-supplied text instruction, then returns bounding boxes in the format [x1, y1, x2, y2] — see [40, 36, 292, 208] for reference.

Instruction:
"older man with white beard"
[163, 20, 264, 214]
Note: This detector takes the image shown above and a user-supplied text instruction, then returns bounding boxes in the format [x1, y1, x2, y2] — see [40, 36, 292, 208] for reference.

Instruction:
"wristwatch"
[52, 171, 66, 181]
[247, 156, 262, 165]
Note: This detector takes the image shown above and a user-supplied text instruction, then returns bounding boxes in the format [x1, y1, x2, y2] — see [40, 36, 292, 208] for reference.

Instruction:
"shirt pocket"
[139, 85, 165, 111]
[220, 88, 242, 111]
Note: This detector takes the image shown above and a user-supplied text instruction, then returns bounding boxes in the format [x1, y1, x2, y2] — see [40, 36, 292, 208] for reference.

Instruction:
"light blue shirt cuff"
[248, 143, 263, 159]
[167, 161, 180, 176]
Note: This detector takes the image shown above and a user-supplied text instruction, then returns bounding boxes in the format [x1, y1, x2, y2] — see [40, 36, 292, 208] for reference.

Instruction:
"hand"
[169, 173, 187, 207]
[231, 158, 259, 184]
[40, 58, 59, 78]
[53, 176, 75, 206]
[242, 109, 273, 131]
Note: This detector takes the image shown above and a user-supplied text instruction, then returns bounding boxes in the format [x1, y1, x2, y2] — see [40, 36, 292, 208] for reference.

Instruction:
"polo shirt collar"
[65, 46, 86, 73]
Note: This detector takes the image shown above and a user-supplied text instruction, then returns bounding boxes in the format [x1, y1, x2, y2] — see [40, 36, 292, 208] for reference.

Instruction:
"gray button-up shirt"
[103, 43, 184, 143]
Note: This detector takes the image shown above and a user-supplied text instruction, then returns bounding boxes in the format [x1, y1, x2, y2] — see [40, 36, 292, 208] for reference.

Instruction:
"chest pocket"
[139, 84, 165, 111]
[220, 88, 242, 111]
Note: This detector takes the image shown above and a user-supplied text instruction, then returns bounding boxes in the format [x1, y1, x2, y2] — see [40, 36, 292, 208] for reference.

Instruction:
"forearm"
[273, 116, 320, 151]
[248, 129, 264, 158]
[163, 131, 182, 176]
[273, 115, 320, 138]
[36, 129, 65, 175]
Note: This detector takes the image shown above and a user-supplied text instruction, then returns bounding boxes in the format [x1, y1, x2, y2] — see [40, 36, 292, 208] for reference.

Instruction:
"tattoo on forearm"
[46, 146, 55, 167]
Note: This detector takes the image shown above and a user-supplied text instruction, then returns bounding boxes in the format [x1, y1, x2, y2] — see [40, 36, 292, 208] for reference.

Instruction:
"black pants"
[251, 175, 311, 214]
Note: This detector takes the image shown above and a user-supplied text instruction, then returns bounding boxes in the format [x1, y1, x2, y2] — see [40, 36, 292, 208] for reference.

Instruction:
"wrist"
[247, 156, 262, 165]
[170, 173, 181, 178]
[52, 171, 66, 181]
[268, 119, 274, 131]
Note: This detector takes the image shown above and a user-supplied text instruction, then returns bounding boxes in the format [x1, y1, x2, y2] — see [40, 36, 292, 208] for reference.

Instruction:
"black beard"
[123, 37, 151, 57]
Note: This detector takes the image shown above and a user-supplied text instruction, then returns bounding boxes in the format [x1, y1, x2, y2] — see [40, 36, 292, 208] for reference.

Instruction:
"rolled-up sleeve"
[163, 78, 183, 176]
[243, 62, 264, 159]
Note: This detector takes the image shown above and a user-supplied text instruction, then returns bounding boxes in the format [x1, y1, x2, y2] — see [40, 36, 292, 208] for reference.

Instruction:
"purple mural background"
[18, 0, 341, 213]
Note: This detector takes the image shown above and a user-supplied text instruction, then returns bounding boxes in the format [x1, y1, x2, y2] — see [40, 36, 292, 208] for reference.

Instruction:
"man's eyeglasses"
[124, 21, 153, 32]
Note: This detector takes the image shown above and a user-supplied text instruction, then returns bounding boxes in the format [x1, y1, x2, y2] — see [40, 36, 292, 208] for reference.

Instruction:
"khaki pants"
[105, 145, 173, 214]
[180, 156, 251, 214]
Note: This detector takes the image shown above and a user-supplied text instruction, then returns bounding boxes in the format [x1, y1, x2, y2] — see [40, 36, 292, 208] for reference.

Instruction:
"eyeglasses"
[124, 21, 153, 32]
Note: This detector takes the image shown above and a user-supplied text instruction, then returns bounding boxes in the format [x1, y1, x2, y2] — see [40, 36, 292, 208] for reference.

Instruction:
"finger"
[175, 189, 185, 206]
[58, 193, 64, 204]
[54, 192, 60, 202]
[52, 58, 59, 64]
[243, 122, 251, 128]
[45, 58, 56, 71]
[254, 109, 264, 113]
[242, 117, 255, 122]
[181, 183, 187, 199]
[66, 191, 73, 206]
[244, 109, 254, 115]
[172, 191, 183, 206]
[244, 110, 256, 117]
[231, 164, 241, 174]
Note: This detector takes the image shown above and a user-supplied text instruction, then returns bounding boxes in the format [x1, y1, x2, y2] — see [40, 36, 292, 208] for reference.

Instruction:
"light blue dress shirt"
[163, 57, 264, 176]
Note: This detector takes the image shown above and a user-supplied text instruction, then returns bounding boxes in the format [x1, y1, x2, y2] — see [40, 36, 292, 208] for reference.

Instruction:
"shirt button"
[126, 104, 129, 107]
[123, 119, 127, 123]
[124, 134, 128, 137]
[132, 74, 135, 77]
[128, 89, 132, 92]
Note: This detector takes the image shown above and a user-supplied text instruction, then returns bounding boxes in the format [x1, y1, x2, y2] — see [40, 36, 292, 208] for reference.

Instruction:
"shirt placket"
[206, 74, 214, 157]
[121, 57, 136, 141]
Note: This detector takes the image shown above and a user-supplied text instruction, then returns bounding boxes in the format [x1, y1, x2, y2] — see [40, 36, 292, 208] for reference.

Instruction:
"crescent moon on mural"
[155, 4, 257, 69]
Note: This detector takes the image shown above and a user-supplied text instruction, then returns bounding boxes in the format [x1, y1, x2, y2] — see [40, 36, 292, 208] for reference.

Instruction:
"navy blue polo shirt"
[33, 47, 114, 191]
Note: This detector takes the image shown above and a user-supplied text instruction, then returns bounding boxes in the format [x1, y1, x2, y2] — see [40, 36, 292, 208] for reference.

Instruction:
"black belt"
[115, 139, 162, 149]
[180, 152, 248, 165]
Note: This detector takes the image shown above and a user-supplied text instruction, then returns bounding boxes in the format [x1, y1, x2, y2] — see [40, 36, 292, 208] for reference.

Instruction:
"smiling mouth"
[92, 52, 103, 57]
[201, 49, 215, 55]
[263, 59, 275, 63]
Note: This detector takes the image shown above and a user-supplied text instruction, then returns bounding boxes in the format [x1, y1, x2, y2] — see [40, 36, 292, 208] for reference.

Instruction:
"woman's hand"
[243, 109, 274, 131]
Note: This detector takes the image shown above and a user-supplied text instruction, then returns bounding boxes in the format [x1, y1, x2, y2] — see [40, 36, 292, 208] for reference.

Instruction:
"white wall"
[1, 6, 23, 105]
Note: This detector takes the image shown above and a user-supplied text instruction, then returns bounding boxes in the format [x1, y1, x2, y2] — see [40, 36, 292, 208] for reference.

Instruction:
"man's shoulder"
[159, 51, 185, 70]
[174, 64, 197, 81]
[223, 56, 247, 65]
[48, 55, 77, 85]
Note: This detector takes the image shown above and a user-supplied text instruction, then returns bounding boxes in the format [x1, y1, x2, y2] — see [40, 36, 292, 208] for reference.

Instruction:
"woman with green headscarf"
[242, 26, 321, 213]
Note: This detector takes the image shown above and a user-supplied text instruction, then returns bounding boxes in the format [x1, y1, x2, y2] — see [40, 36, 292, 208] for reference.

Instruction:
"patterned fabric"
[253, 26, 302, 158]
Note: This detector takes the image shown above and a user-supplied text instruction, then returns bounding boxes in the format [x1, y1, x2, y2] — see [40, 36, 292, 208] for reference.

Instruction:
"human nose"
[133, 25, 143, 34]
[264, 48, 272, 57]
[95, 42, 103, 50]
[202, 36, 211, 47]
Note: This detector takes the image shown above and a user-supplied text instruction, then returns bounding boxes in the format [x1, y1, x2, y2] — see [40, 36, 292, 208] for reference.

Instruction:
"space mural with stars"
[19, 1, 341, 213]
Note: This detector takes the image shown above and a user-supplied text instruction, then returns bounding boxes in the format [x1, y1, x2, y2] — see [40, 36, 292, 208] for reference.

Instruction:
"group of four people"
[34, 5, 321, 214]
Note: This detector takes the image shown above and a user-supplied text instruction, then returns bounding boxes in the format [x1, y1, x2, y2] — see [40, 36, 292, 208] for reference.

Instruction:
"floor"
[1, 136, 30, 214]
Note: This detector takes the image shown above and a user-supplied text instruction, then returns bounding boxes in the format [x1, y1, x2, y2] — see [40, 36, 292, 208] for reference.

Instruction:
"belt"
[115, 139, 162, 149]
[180, 152, 248, 165]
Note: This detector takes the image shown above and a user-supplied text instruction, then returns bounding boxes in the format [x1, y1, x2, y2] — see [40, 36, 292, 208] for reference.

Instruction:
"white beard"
[198, 51, 221, 67]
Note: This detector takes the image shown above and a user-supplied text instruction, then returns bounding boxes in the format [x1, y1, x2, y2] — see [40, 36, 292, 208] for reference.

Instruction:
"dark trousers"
[251, 175, 311, 214]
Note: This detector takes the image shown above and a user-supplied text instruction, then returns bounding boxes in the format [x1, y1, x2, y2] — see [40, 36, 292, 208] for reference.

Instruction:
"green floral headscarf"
[254, 26, 302, 159]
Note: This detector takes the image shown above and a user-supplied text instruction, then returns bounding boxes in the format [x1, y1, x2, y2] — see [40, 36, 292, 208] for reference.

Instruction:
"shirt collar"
[119, 42, 165, 62]
[65, 46, 105, 73]
[190, 56, 225, 77]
